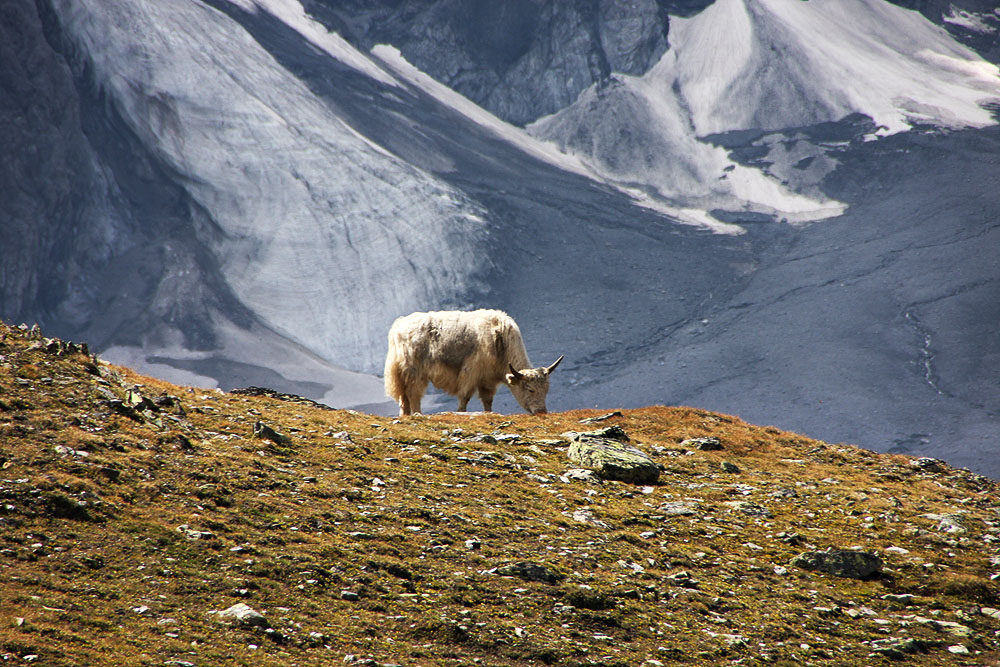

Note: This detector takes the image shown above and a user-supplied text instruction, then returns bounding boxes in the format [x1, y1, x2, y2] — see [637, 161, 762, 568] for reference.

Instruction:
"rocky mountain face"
[307, 0, 711, 127]
[1, 0, 258, 353]
[1, 0, 998, 477]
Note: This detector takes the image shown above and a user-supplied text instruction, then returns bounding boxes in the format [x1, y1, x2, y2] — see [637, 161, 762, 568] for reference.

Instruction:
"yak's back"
[387, 309, 530, 371]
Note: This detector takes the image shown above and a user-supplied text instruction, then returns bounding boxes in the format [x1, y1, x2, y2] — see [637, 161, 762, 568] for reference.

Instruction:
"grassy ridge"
[1, 320, 999, 666]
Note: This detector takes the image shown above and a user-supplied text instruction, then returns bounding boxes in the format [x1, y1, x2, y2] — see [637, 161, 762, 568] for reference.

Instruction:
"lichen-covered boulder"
[565, 432, 659, 485]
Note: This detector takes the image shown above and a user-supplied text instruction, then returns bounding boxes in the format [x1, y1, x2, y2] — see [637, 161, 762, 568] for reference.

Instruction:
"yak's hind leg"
[395, 377, 426, 416]
[478, 384, 497, 412]
[404, 382, 426, 416]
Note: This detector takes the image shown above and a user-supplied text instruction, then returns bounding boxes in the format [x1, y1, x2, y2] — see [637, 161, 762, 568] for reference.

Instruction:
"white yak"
[384, 309, 563, 416]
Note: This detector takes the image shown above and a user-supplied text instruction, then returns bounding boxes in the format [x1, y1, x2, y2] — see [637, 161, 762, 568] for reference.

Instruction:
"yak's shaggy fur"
[384, 309, 562, 416]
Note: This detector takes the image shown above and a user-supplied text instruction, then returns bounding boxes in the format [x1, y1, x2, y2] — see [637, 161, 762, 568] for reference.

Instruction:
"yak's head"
[505, 355, 564, 415]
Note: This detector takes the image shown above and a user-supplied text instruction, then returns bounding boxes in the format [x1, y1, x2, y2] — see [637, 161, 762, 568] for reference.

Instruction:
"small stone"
[659, 500, 699, 516]
[681, 437, 723, 451]
[910, 457, 945, 472]
[177, 524, 214, 540]
[933, 620, 974, 637]
[922, 513, 966, 534]
[342, 488, 364, 501]
[881, 594, 916, 605]
[981, 607, 1000, 620]
[341, 590, 360, 601]
[720, 461, 741, 474]
[465, 539, 481, 550]
[560, 468, 603, 484]
[871, 637, 925, 659]
[568, 508, 610, 529]
[947, 645, 970, 654]
[212, 602, 268, 628]
[579, 411, 622, 424]
[666, 570, 699, 588]
[252, 421, 291, 446]
[566, 425, 629, 441]
[723, 501, 772, 518]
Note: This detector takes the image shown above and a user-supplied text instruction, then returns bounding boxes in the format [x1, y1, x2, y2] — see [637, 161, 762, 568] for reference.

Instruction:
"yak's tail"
[384, 336, 406, 401]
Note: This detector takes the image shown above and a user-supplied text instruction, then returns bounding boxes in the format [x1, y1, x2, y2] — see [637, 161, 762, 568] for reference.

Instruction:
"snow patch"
[943, 8, 999, 34]
[666, 0, 1000, 136]
[529, 0, 1000, 231]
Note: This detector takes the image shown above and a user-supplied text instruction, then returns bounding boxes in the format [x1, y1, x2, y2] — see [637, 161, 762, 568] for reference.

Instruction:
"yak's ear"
[544, 355, 564, 374]
[507, 364, 523, 385]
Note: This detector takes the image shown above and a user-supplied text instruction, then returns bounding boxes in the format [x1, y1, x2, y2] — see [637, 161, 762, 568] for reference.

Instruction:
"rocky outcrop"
[315, 0, 707, 126]
[0, 0, 106, 325]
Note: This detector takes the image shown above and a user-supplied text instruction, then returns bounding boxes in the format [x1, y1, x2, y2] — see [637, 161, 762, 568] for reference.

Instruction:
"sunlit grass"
[1, 321, 998, 666]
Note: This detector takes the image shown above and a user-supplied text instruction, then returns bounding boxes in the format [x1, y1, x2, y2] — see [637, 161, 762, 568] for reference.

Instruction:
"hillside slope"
[2, 320, 1000, 666]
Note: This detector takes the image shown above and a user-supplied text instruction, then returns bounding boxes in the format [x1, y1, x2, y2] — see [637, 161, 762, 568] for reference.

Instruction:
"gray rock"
[723, 501, 773, 518]
[335, 0, 676, 126]
[566, 435, 659, 485]
[212, 602, 268, 628]
[720, 461, 741, 474]
[910, 617, 974, 637]
[564, 425, 630, 442]
[579, 411, 622, 424]
[658, 501, 700, 516]
[910, 457, 946, 472]
[871, 637, 926, 659]
[790, 549, 884, 579]
[177, 524, 214, 540]
[981, 607, 1000, 620]
[922, 512, 966, 534]
[567, 508, 610, 529]
[681, 436, 723, 451]
[253, 421, 291, 446]
[560, 468, 604, 484]
[881, 593, 916, 605]
[666, 570, 700, 588]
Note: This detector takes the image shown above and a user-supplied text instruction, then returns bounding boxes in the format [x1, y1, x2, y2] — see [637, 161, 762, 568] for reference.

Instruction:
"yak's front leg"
[478, 385, 496, 412]
[457, 390, 474, 412]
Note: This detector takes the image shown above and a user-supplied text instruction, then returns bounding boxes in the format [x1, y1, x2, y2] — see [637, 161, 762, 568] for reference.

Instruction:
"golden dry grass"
[1, 320, 999, 666]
